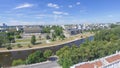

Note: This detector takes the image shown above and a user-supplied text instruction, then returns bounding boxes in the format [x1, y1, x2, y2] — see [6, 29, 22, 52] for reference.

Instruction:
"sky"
[0, 0, 120, 25]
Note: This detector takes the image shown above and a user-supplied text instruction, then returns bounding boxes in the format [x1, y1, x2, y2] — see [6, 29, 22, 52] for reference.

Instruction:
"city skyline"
[0, 0, 120, 25]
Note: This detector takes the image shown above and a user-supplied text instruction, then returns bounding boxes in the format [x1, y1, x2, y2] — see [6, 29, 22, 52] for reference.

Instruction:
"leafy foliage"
[42, 26, 65, 40]
[7, 32, 15, 43]
[56, 26, 120, 68]
[6, 43, 12, 50]
[16, 35, 22, 39]
[110, 24, 119, 28]
[95, 26, 120, 41]
[31, 35, 36, 45]
[12, 59, 24, 66]
[43, 49, 52, 59]
[0, 32, 9, 47]
[17, 44, 22, 48]
[26, 51, 46, 64]
[42, 26, 51, 33]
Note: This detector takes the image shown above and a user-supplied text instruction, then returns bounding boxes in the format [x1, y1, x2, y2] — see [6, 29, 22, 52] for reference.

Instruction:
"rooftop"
[71, 51, 120, 68]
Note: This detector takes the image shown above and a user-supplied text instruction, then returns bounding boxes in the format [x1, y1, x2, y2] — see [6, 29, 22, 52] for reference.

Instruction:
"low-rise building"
[22, 26, 43, 38]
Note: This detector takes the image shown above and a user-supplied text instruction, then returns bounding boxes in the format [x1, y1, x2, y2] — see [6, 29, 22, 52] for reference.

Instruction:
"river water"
[0, 36, 94, 67]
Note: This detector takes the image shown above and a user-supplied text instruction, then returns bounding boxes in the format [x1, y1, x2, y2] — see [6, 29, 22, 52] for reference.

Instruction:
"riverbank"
[0, 32, 94, 52]
[0, 33, 94, 67]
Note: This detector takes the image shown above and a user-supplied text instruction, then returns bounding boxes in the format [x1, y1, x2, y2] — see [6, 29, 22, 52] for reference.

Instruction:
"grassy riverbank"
[0, 32, 94, 52]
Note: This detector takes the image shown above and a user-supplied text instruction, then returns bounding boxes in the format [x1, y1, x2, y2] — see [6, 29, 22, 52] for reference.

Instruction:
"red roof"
[75, 53, 120, 68]
[75, 60, 103, 68]
[91, 60, 102, 67]
[75, 63, 94, 68]
[106, 54, 120, 63]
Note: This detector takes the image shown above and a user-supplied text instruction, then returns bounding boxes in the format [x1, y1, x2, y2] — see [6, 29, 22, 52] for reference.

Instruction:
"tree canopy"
[56, 26, 120, 68]
[31, 35, 36, 45]
[43, 49, 52, 59]
[26, 51, 46, 64]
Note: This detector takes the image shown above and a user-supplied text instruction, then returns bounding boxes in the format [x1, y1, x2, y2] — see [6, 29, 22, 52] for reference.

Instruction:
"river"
[0, 36, 94, 67]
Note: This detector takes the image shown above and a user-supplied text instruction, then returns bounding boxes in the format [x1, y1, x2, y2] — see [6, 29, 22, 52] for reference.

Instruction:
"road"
[11, 61, 61, 68]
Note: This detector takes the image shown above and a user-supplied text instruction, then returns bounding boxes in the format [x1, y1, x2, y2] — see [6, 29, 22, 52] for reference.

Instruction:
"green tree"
[56, 26, 120, 68]
[42, 26, 51, 33]
[7, 32, 15, 43]
[56, 46, 72, 67]
[43, 50, 52, 59]
[16, 35, 22, 39]
[62, 58, 72, 68]
[51, 33, 56, 41]
[17, 44, 22, 48]
[31, 35, 36, 45]
[110, 24, 118, 28]
[5, 43, 12, 50]
[26, 51, 46, 64]
[0, 32, 9, 47]
[0, 35, 4, 47]
[60, 34, 65, 40]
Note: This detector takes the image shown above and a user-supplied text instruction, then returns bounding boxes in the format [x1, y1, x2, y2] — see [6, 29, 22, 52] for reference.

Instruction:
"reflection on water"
[0, 36, 94, 67]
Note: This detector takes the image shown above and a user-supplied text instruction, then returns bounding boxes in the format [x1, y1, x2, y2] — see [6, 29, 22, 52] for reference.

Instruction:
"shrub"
[31, 35, 36, 45]
[17, 44, 22, 48]
[16, 35, 22, 39]
[12, 59, 24, 66]
[46, 35, 51, 39]
[44, 50, 52, 59]
[6, 44, 12, 50]
[8, 36, 15, 43]
[26, 51, 46, 64]
[6, 46, 12, 50]
[60, 34, 65, 40]
[28, 44, 32, 48]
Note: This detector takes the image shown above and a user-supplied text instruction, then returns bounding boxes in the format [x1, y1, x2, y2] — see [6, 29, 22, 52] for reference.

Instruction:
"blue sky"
[0, 0, 120, 25]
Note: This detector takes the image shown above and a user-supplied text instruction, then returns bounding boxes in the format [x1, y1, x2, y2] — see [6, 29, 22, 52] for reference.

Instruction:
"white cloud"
[68, 5, 73, 8]
[47, 3, 60, 9]
[53, 11, 69, 15]
[68, 2, 80, 8]
[76, 2, 80, 5]
[14, 3, 34, 9]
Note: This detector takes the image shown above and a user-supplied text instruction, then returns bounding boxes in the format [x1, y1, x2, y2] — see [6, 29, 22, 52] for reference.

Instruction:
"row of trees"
[0, 31, 23, 49]
[6, 31, 22, 42]
[12, 50, 52, 66]
[56, 26, 120, 68]
[94, 26, 120, 41]
[0, 31, 23, 46]
[0, 32, 37, 49]
[0, 32, 15, 49]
